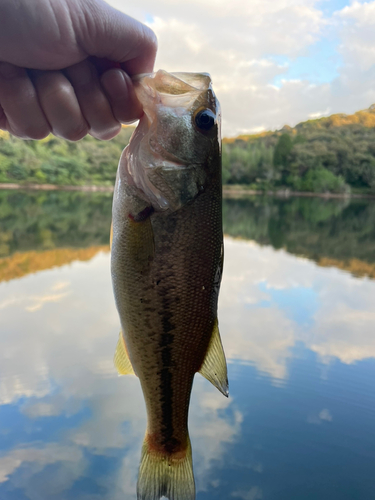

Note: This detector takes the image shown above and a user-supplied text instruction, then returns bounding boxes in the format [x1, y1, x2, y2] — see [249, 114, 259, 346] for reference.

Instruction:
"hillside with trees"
[1, 105, 375, 193]
[223, 105, 375, 194]
[0, 127, 133, 187]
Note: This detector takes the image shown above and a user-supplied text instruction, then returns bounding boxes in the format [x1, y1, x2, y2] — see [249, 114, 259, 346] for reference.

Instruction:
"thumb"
[73, 0, 157, 75]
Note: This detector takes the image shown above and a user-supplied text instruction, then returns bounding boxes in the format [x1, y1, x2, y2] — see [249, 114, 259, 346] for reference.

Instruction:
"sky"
[106, 0, 375, 136]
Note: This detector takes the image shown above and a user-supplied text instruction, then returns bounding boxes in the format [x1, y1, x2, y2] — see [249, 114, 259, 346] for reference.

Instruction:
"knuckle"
[41, 81, 73, 101]
[90, 123, 121, 141]
[62, 124, 88, 142]
[29, 127, 50, 140]
[20, 125, 50, 141]
[16, 122, 50, 140]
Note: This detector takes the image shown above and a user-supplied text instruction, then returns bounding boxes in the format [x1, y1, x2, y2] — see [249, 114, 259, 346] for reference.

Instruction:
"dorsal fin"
[114, 332, 136, 376]
[199, 319, 228, 397]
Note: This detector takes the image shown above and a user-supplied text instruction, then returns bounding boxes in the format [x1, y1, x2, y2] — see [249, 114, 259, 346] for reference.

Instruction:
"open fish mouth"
[118, 70, 219, 211]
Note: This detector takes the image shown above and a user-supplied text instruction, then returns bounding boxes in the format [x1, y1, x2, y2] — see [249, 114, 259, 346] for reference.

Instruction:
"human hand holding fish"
[0, 1, 227, 498]
[0, 0, 157, 141]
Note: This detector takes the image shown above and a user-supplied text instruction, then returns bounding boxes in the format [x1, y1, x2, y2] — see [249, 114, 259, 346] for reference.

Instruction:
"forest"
[1, 105, 375, 193]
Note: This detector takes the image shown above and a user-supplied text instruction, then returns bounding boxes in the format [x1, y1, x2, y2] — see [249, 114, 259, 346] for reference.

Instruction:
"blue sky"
[107, 0, 375, 135]
[319, 0, 352, 15]
[272, 39, 343, 87]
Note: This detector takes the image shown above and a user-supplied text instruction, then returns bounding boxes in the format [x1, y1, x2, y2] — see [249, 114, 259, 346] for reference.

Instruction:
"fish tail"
[137, 433, 195, 500]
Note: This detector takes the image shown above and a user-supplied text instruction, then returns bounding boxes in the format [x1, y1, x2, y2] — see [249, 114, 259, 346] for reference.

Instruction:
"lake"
[1, 190, 375, 500]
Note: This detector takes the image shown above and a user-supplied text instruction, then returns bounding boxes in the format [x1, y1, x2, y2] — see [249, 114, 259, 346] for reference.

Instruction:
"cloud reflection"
[0, 251, 241, 498]
[1, 237, 375, 497]
[219, 238, 375, 377]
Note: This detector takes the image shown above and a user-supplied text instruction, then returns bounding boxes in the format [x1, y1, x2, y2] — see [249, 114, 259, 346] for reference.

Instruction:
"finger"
[0, 103, 6, 131]
[76, 0, 157, 75]
[65, 60, 121, 140]
[31, 70, 89, 141]
[101, 68, 142, 124]
[0, 62, 50, 139]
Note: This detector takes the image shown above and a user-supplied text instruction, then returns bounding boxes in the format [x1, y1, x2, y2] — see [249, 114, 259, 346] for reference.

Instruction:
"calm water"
[1, 191, 375, 500]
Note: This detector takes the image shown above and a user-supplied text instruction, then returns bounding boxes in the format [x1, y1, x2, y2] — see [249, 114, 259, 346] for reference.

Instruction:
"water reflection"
[223, 195, 375, 278]
[0, 190, 112, 257]
[1, 191, 375, 499]
[1, 190, 375, 279]
[0, 252, 240, 499]
[220, 238, 375, 377]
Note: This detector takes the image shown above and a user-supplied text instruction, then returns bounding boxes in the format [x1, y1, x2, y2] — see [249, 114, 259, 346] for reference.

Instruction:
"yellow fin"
[114, 332, 136, 376]
[199, 319, 229, 397]
[137, 434, 195, 500]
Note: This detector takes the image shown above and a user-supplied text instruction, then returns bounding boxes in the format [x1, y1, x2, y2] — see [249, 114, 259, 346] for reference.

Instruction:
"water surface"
[1, 191, 375, 500]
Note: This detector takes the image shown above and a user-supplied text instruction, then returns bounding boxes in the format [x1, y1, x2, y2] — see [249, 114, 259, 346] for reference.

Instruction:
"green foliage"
[1, 104, 375, 194]
[0, 127, 133, 186]
[0, 190, 113, 257]
[273, 134, 293, 167]
[223, 196, 375, 264]
[222, 104, 375, 193]
[288, 167, 348, 194]
[2, 191, 374, 273]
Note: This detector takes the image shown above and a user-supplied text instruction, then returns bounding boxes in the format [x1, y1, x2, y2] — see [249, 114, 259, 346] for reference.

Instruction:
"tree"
[273, 134, 293, 168]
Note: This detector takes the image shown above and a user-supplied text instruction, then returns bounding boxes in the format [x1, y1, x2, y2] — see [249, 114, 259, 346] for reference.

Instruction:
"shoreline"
[0, 183, 374, 199]
[0, 183, 113, 192]
[222, 188, 375, 200]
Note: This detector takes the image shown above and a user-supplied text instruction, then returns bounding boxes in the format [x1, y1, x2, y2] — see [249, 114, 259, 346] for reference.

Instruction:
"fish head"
[121, 70, 221, 211]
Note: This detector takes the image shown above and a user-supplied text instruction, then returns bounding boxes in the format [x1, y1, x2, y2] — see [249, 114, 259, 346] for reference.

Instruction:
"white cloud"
[0, 252, 242, 497]
[0, 444, 83, 484]
[232, 486, 263, 500]
[103, 0, 375, 135]
[338, 1, 375, 70]
[219, 238, 375, 376]
[307, 408, 333, 424]
[106, 0, 334, 135]
[1, 239, 375, 497]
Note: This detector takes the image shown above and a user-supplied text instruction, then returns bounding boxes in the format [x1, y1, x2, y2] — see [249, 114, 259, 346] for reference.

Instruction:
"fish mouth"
[133, 71, 212, 95]
[121, 71, 216, 211]
[133, 70, 214, 116]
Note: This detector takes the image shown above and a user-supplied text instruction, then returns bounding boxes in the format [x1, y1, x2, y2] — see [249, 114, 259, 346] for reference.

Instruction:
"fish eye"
[195, 109, 216, 131]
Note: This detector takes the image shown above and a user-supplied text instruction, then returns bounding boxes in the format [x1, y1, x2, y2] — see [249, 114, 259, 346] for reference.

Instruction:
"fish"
[110, 70, 227, 500]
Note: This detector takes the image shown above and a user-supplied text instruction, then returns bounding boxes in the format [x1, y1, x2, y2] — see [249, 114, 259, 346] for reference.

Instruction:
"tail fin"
[137, 434, 195, 500]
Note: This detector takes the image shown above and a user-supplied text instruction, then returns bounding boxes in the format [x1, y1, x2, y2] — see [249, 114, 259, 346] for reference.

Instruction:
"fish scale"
[111, 70, 227, 500]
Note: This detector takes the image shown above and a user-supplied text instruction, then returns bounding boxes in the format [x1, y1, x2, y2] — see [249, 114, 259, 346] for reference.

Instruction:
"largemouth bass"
[111, 70, 227, 500]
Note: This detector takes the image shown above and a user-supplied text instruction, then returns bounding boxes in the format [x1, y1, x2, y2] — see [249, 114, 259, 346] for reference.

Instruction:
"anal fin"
[114, 332, 136, 376]
[199, 319, 228, 397]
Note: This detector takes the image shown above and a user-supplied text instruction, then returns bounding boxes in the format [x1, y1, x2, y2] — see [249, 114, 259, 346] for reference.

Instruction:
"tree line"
[223, 105, 375, 193]
[1, 105, 375, 193]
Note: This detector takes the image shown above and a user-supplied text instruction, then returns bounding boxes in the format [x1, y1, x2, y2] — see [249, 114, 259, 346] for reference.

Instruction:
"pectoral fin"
[199, 319, 228, 397]
[114, 332, 136, 376]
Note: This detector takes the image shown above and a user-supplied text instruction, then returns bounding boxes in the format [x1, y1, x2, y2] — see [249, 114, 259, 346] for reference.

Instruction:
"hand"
[0, 0, 157, 141]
